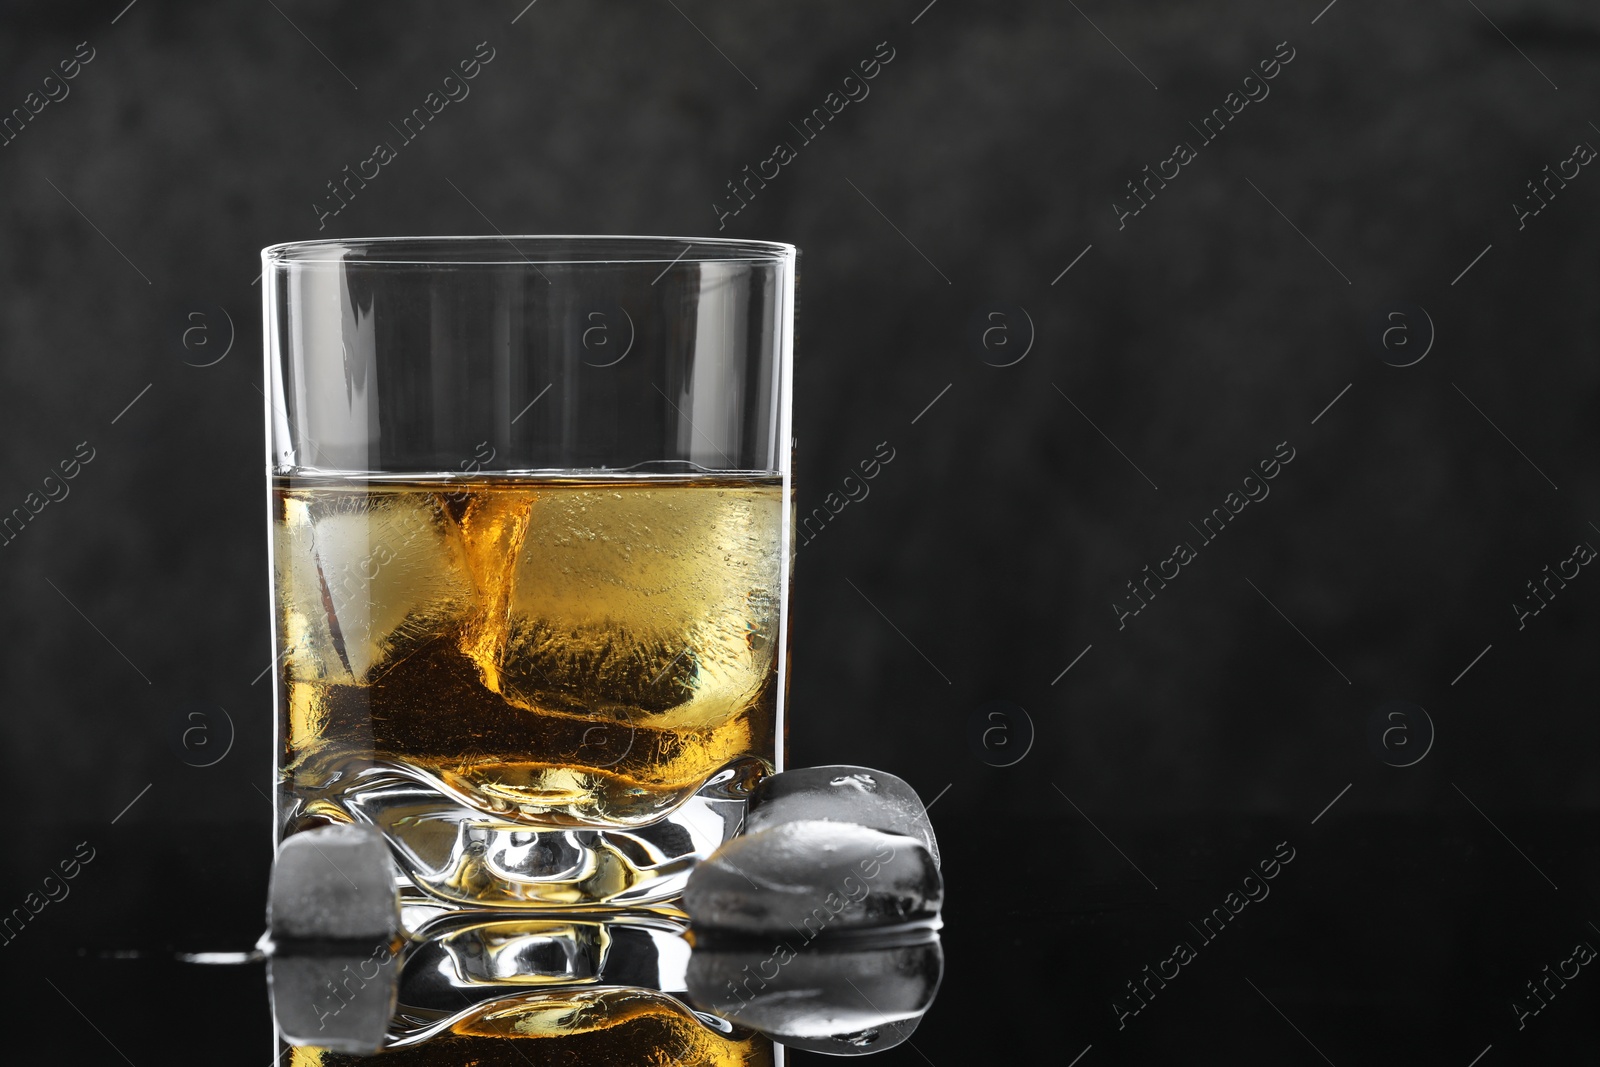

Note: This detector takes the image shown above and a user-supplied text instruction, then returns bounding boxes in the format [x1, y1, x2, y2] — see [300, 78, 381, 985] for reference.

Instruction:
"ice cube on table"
[267, 824, 398, 943]
[683, 820, 942, 936]
[745, 764, 941, 868]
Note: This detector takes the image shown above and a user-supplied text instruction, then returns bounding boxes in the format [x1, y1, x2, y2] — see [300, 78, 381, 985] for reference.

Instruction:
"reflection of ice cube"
[276, 490, 474, 683]
[688, 935, 941, 1055]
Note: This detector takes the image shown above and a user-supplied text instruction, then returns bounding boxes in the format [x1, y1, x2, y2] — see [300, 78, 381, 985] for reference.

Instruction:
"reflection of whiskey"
[288, 987, 774, 1066]
[274, 475, 785, 827]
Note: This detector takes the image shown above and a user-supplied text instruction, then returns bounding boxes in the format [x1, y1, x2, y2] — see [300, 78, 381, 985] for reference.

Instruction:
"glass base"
[290, 759, 759, 911]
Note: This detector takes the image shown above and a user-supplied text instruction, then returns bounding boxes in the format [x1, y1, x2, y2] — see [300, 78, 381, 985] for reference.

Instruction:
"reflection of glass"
[355, 988, 771, 1066]
[294, 915, 770, 1065]
[263, 237, 797, 909]
[269, 911, 942, 1063]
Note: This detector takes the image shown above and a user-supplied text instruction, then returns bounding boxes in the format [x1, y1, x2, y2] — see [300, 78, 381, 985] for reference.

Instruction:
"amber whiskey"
[288, 987, 775, 1066]
[273, 475, 785, 828]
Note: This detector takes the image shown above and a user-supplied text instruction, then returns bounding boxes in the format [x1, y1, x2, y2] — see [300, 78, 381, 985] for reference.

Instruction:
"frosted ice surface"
[492, 484, 780, 726]
[277, 490, 474, 683]
[746, 764, 941, 869]
[683, 820, 941, 937]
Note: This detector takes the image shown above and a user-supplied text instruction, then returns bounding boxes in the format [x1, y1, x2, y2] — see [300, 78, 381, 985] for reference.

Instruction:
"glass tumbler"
[263, 236, 796, 909]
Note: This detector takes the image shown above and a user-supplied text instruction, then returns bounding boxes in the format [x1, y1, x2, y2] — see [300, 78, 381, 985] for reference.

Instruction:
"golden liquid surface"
[288, 987, 774, 1066]
[274, 476, 785, 826]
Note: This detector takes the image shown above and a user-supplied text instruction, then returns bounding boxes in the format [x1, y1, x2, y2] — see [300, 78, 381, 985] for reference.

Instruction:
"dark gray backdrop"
[2, 1, 1597, 1062]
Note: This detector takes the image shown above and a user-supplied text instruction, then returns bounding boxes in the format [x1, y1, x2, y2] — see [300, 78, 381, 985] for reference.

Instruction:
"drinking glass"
[263, 235, 796, 909]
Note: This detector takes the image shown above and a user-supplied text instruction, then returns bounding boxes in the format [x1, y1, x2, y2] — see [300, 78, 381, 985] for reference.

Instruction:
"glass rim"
[261, 234, 798, 267]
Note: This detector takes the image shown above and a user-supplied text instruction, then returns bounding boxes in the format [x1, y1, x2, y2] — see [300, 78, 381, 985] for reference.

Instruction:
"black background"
[1, 0, 1597, 1062]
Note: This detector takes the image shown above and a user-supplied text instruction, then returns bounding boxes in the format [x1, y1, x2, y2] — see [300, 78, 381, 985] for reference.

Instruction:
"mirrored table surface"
[9, 808, 1596, 1064]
